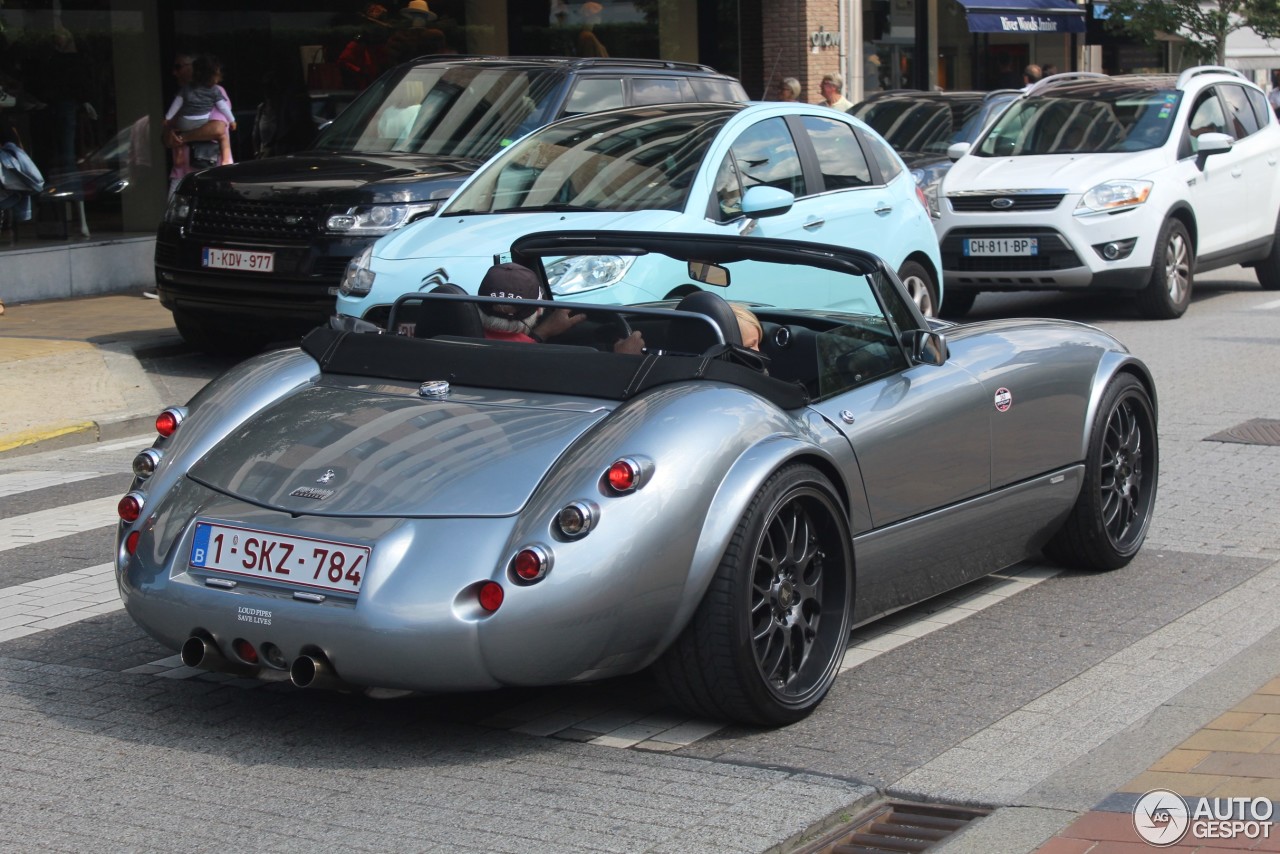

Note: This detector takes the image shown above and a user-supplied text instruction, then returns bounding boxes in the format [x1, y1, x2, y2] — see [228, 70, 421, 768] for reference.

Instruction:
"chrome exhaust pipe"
[180, 635, 260, 677]
[289, 654, 349, 691]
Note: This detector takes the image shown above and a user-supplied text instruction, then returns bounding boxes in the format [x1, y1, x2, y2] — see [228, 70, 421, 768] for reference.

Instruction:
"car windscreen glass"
[445, 108, 731, 215]
[976, 89, 1182, 155]
[310, 65, 565, 158]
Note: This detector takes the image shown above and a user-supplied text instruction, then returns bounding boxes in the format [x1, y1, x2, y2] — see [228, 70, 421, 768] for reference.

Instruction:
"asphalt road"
[1, 270, 1277, 853]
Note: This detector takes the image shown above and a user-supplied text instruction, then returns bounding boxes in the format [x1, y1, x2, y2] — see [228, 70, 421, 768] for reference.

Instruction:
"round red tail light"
[512, 546, 551, 582]
[117, 491, 145, 523]
[607, 458, 640, 493]
[155, 406, 186, 438]
[232, 638, 259, 664]
[478, 581, 504, 612]
[124, 530, 140, 555]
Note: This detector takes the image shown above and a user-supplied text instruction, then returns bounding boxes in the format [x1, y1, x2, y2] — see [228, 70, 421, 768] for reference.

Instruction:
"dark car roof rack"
[1024, 71, 1107, 96]
[405, 54, 720, 74]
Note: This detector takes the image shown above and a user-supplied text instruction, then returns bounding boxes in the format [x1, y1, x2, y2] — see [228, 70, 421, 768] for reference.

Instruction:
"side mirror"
[1195, 131, 1233, 156]
[741, 185, 795, 219]
[902, 329, 949, 366]
[947, 141, 971, 161]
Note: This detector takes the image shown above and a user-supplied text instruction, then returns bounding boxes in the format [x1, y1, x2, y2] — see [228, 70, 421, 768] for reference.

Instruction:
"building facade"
[0, 0, 1245, 303]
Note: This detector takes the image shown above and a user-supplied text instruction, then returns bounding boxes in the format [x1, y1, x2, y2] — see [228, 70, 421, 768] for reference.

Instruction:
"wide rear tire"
[655, 464, 852, 726]
[1044, 373, 1157, 570]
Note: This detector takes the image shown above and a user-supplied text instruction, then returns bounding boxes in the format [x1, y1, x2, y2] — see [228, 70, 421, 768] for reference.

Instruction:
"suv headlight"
[1075, 180, 1152, 216]
[325, 201, 438, 235]
[338, 246, 376, 297]
[163, 193, 193, 224]
[546, 255, 636, 295]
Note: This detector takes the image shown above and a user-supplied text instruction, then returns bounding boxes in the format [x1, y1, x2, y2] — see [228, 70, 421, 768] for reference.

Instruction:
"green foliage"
[1105, 0, 1280, 64]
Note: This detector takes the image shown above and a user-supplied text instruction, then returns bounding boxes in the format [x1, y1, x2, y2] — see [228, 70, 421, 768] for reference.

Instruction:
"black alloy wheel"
[655, 464, 852, 725]
[1045, 372, 1158, 570]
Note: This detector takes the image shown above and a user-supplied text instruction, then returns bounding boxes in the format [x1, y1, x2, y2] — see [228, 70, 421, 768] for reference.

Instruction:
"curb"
[0, 413, 157, 459]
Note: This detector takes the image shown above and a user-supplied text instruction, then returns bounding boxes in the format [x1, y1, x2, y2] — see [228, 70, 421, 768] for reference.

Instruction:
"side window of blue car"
[799, 115, 874, 190]
[726, 117, 806, 199]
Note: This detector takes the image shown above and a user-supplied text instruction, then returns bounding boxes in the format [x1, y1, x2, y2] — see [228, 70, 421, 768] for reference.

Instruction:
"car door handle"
[1232, 167, 1244, 178]
[803, 217, 825, 230]
[1269, 156, 1278, 166]
[874, 205, 893, 216]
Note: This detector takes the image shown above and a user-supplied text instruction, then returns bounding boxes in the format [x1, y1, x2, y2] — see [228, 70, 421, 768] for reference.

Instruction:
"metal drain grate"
[791, 800, 991, 854]
[1205, 418, 1280, 447]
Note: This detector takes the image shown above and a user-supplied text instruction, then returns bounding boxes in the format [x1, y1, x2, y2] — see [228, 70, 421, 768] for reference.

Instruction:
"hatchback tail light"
[118, 491, 145, 523]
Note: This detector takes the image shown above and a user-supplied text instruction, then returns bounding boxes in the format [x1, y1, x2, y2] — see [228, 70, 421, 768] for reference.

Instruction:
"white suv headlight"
[1075, 180, 1153, 216]
[338, 246, 376, 297]
[326, 201, 438, 235]
[546, 255, 636, 295]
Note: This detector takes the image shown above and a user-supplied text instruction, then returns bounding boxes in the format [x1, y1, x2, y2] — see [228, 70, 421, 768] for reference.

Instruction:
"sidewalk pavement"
[0, 290, 180, 455]
[1034, 674, 1280, 852]
[4, 289, 1280, 852]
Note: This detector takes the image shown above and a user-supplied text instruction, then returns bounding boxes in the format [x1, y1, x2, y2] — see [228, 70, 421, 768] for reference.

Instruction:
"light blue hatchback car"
[336, 101, 944, 326]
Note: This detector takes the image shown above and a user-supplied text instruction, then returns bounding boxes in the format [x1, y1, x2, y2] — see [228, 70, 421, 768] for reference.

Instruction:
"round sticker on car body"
[994, 387, 1013, 412]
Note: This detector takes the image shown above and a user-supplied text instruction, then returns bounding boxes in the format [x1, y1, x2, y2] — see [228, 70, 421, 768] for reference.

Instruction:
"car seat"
[667, 290, 743, 353]
[413, 283, 485, 339]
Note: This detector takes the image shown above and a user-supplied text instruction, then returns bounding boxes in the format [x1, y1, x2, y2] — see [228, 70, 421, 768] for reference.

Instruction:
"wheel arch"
[901, 250, 943, 304]
[1166, 202, 1198, 254]
[645, 438, 856, 662]
[1078, 353, 1159, 461]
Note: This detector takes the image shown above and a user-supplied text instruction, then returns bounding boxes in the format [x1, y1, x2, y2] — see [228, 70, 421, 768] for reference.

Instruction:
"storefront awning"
[956, 0, 1086, 34]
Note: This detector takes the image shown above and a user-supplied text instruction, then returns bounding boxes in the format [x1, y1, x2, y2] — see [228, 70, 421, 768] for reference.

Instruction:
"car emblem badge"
[290, 486, 334, 500]
[991, 198, 1014, 209]
[994, 387, 1013, 412]
[418, 267, 451, 291]
[316, 469, 337, 484]
[419, 380, 450, 398]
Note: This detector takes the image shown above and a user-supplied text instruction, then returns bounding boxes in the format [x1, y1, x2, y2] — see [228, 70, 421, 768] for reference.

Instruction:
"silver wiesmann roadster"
[116, 231, 1158, 726]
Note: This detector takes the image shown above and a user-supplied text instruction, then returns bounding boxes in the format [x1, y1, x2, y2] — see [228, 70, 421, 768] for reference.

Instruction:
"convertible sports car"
[116, 231, 1158, 726]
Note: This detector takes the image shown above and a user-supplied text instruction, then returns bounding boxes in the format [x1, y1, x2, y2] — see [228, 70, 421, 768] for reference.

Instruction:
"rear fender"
[646, 435, 854, 661]
[122, 348, 319, 551]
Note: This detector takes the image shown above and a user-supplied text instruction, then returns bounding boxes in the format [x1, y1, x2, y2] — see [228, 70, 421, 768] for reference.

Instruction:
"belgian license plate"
[202, 247, 275, 273]
[963, 238, 1038, 256]
[189, 521, 369, 596]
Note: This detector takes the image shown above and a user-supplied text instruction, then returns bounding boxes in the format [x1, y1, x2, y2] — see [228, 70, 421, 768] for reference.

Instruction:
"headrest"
[669, 290, 743, 351]
[413, 282, 484, 339]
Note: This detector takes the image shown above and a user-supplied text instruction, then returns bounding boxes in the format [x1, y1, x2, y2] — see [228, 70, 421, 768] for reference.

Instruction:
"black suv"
[155, 56, 747, 353]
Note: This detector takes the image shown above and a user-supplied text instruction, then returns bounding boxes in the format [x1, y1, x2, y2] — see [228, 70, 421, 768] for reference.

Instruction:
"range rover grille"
[190, 198, 326, 241]
[949, 194, 1065, 212]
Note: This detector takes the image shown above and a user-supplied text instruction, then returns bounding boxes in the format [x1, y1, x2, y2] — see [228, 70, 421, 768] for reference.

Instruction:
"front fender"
[1080, 352, 1158, 460]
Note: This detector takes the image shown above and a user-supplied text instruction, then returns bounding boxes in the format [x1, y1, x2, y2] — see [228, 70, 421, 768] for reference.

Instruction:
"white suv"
[932, 68, 1280, 319]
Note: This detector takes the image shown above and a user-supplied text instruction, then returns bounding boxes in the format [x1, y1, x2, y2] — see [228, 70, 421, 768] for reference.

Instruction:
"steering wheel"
[594, 312, 633, 350]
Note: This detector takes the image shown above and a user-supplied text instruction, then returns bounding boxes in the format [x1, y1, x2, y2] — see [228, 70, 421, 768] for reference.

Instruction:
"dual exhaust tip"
[180, 635, 347, 691]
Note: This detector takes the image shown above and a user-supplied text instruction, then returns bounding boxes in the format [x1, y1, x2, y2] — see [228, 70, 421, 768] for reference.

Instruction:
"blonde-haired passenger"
[730, 302, 763, 351]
